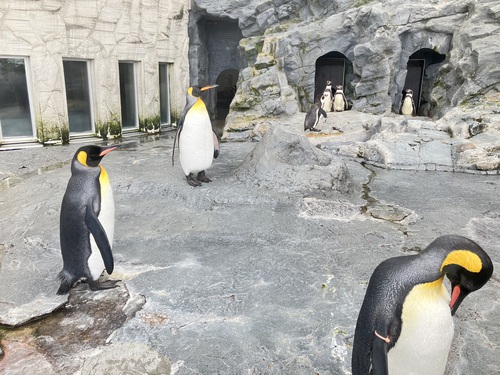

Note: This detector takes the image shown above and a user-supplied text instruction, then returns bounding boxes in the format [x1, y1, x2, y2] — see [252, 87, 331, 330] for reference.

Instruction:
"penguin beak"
[200, 84, 219, 92]
[99, 146, 117, 157]
[450, 284, 469, 316]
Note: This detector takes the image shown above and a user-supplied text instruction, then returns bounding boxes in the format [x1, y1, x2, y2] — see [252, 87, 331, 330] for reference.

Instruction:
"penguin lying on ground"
[57, 145, 119, 295]
[333, 85, 348, 112]
[304, 103, 327, 132]
[352, 234, 493, 375]
[399, 88, 416, 116]
[172, 85, 220, 187]
[320, 81, 333, 112]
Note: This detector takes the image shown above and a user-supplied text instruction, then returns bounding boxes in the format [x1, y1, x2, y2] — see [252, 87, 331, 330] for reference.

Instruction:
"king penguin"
[399, 88, 416, 116]
[333, 85, 348, 112]
[57, 145, 119, 295]
[304, 103, 327, 132]
[352, 234, 493, 375]
[172, 84, 220, 187]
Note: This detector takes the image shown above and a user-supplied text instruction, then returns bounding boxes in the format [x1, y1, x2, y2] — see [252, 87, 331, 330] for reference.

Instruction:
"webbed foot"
[186, 173, 202, 187]
[197, 170, 212, 183]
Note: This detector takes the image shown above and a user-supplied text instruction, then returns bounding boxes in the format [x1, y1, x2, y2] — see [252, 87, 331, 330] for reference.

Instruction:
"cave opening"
[314, 51, 354, 103]
[191, 15, 242, 132]
[401, 48, 446, 116]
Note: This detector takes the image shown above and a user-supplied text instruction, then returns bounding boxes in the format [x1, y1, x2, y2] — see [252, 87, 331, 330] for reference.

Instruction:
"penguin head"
[403, 88, 413, 98]
[188, 84, 219, 98]
[435, 235, 494, 315]
[75, 145, 117, 167]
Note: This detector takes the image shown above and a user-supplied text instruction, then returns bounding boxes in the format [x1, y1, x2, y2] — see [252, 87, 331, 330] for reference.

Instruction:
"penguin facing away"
[172, 85, 220, 187]
[321, 80, 333, 112]
[333, 85, 348, 112]
[58, 145, 119, 295]
[352, 235, 493, 375]
[399, 88, 416, 116]
[304, 103, 327, 132]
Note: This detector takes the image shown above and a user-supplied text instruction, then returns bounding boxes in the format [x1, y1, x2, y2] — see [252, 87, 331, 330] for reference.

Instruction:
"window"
[0, 57, 34, 139]
[63, 60, 93, 133]
[119, 62, 138, 129]
[159, 63, 172, 125]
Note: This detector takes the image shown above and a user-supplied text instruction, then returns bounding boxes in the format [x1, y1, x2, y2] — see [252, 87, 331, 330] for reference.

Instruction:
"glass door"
[119, 62, 138, 129]
[0, 57, 35, 139]
[159, 63, 172, 125]
[63, 60, 93, 133]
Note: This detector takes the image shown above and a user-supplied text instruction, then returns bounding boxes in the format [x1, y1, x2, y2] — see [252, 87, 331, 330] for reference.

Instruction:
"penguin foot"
[197, 171, 212, 183]
[88, 279, 119, 291]
[186, 173, 202, 187]
[311, 128, 321, 132]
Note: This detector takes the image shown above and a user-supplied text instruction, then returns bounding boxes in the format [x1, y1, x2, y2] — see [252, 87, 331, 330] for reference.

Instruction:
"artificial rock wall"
[189, 0, 500, 136]
[0, 0, 190, 143]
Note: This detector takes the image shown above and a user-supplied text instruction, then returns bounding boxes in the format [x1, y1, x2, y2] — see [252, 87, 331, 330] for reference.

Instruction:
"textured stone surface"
[0, 131, 499, 374]
[0, 0, 189, 141]
[81, 342, 171, 375]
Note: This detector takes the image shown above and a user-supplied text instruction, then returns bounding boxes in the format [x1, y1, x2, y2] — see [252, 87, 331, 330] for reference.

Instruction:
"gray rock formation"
[235, 125, 353, 194]
[188, 0, 500, 165]
[81, 342, 171, 375]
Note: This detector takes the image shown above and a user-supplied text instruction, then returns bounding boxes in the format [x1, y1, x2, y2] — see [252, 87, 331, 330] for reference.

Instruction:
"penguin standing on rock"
[399, 88, 416, 116]
[333, 85, 348, 112]
[172, 85, 220, 187]
[352, 234, 493, 375]
[304, 103, 327, 132]
[320, 81, 333, 112]
[58, 145, 119, 295]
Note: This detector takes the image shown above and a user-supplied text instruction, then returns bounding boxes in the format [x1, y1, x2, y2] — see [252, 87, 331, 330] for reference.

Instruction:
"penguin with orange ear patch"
[58, 145, 119, 294]
[172, 84, 220, 187]
[352, 235, 493, 375]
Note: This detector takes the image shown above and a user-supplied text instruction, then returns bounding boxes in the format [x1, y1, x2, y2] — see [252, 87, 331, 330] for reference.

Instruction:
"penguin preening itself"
[57, 145, 119, 295]
[304, 103, 327, 132]
[333, 85, 348, 112]
[352, 235, 493, 375]
[172, 85, 220, 187]
[399, 88, 416, 116]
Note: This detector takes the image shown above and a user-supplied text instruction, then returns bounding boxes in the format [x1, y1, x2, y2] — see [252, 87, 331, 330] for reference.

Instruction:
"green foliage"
[139, 114, 161, 133]
[96, 113, 121, 140]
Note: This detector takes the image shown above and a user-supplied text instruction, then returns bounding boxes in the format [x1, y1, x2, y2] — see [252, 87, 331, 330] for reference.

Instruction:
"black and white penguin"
[352, 235, 493, 375]
[172, 85, 220, 187]
[321, 81, 333, 112]
[304, 103, 327, 132]
[399, 88, 416, 116]
[333, 85, 348, 112]
[57, 145, 119, 295]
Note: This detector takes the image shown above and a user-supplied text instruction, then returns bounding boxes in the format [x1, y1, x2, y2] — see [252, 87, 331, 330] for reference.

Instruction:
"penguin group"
[51, 80, 494, 375]
[305, 81, 350, 132]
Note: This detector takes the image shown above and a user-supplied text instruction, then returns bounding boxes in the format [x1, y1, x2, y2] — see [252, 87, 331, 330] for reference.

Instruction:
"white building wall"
[0, 0, 190, 143]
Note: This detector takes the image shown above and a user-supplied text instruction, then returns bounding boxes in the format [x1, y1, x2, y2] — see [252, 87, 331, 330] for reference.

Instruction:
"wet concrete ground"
[0, 129, 499, 374]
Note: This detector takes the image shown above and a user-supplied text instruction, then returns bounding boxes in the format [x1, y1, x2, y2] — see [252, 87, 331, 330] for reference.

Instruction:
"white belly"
[333, 94, 345, 111]
[388, 281, 454, 375]
[179, 109, 214, 176]
[88, 182, 114, 280]
[322, 96, 332, 112]
[401, 97, 414, 115]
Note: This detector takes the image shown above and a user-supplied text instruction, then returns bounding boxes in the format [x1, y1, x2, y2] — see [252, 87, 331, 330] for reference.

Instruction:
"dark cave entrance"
[401, 48, 446, 116]
[190, 16, 242, 126]
[215, 68, 239, 121]
[314, 51, 353, 102]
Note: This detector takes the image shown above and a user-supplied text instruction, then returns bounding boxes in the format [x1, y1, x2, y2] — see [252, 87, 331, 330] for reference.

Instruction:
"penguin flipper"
[85, 199, 114, 275]
[319, 108, 327, 119]
[371, 331, 390, 375]
[171, 104, 190, 166]
[213, 130, 220, 159]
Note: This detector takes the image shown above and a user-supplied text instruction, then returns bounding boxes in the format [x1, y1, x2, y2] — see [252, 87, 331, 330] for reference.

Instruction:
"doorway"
[215, 69, 238, 121]
[119, 62, 138, 129]
[314, 52, 353, 102]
